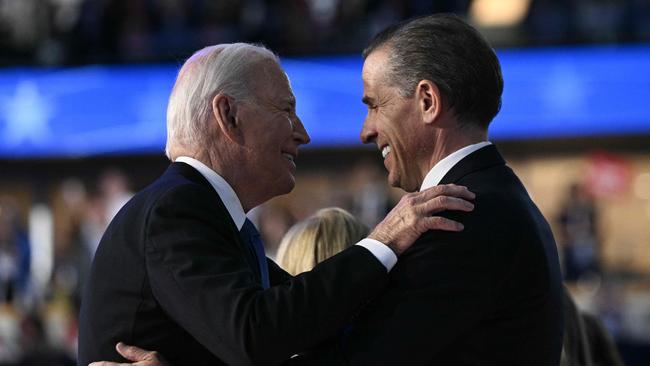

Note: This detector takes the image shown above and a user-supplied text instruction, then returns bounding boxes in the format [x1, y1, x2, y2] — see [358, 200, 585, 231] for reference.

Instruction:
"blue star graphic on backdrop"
[1, 81, 53, 147]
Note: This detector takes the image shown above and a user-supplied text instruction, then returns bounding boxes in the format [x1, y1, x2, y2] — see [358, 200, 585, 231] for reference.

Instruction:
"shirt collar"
[175, 156, 247, 230]
[420, 141, 492, 191]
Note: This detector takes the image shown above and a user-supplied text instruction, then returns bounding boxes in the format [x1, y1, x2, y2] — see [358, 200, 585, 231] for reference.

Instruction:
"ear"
[415, 80, 442, 125]
[211, 93, 243, 143]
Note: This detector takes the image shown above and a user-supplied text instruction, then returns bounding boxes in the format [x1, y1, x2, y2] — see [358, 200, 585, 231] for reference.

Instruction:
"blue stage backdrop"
[1, 45, 649, 158]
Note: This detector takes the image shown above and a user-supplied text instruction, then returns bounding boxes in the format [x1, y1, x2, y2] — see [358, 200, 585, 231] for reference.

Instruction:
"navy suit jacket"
[78, 162, 388, 366]
[296, 145, 564, 365]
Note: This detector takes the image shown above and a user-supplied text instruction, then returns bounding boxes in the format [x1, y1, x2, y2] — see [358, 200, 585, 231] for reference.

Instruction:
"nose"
[292, 115, 310, 146]
[360, 115, 376, 144]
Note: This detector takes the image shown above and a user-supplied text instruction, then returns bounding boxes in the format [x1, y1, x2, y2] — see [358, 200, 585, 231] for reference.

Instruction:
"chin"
[277, 176, 296, 195]
[284, 181, 296, 194]
[386, 171, 402, 189]
[389, 176, 417, 192]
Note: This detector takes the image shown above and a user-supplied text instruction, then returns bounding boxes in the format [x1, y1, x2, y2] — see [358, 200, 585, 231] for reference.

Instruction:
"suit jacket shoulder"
[339, 145, 563, 366]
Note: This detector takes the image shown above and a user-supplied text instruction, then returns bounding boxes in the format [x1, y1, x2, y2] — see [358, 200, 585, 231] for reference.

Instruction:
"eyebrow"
[361, 96, 375, 105]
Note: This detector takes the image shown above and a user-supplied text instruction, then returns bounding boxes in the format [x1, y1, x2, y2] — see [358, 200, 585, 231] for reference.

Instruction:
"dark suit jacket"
[78, 162, 388, 366]
[300, 145, 564, 365]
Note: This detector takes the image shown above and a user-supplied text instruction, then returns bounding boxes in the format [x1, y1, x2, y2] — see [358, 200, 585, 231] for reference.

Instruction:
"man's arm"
[90, 184, 475, 366]
[145, 184, 390, 365]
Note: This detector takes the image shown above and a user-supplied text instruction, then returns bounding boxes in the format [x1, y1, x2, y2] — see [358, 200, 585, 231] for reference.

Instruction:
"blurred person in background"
[560, 287, 624, 366]
[78, 42, 475, 366]
[0, 196, 30, 306]
[350, 160, 393, 228]
[0, 198, 29, 364]
[558, 182, 601, 282]
[99, 168, 134, 225]
[276, 207, 368, 276]
[94, 14, 564, 366]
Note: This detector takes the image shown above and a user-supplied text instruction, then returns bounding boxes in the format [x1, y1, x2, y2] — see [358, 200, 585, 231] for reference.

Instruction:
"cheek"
[382, 118, 409, 159]
[385, 119, 420, 175]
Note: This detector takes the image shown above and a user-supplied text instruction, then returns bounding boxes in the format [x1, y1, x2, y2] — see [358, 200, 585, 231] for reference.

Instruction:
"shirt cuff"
[356, 238, 398, 272]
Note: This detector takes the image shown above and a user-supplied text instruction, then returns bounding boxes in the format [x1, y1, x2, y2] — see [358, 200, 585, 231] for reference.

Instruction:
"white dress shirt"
[420, 141, 492, 191]
[175, 156, 397, 272]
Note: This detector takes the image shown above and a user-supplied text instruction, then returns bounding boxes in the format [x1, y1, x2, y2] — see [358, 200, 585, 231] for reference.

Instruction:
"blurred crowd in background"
[1, 0, 650, 365]
[1, 0, 650, 66]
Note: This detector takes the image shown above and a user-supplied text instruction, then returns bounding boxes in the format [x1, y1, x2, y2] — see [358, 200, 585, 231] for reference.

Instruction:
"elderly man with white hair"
[77, 43, 475, 366]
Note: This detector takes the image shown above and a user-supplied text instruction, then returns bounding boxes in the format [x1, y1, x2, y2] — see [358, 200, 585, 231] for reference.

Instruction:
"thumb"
[116, 342, 151, 361]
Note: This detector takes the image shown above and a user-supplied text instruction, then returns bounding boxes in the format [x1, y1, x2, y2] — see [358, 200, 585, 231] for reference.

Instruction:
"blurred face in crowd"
[360, 48, 430, 192]
[235, 60, 310, 200]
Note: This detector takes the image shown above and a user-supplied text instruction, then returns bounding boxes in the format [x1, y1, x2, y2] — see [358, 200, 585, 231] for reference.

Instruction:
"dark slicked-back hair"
[363, 14, 503, 129]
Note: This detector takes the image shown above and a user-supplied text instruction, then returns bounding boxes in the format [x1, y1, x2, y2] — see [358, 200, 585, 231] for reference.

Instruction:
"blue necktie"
[240, 219, 270, 289]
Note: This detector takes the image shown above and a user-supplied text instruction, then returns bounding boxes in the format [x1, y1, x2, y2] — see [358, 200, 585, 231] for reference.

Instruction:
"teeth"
[381, 146, 391, 158]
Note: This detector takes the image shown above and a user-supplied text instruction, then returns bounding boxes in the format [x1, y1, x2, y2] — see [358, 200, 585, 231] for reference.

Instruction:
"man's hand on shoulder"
[89, 343, 169, 366]
[369, 184, 475, 256]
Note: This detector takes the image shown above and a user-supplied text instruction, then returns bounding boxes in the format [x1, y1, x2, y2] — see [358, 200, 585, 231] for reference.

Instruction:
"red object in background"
[584, 152, 631, 198]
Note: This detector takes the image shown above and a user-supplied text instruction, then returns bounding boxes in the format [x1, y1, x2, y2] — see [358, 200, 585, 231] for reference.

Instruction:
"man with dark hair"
[361, 15, 503, 131]
[328, 13, 563, 365]
[91, 14, 563, 366]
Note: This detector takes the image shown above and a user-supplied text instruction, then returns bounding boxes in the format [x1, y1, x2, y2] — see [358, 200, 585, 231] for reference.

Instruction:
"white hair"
[165, 43, 279, 159]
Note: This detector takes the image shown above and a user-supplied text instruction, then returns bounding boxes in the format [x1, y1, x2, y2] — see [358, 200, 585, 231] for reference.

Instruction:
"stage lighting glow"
[470, 0, 532, 27]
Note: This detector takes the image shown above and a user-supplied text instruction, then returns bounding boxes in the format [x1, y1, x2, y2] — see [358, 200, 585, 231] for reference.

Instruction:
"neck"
[422, 125, 487, 179]
[180, 147, 266, 212]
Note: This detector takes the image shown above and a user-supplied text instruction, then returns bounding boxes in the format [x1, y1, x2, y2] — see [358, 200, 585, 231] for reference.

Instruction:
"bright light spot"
[471, 0, 532, 27]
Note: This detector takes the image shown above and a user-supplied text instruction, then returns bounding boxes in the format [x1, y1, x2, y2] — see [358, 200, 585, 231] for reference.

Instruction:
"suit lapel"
[163, 162, 263, 284]
[438, 145, 506, 185]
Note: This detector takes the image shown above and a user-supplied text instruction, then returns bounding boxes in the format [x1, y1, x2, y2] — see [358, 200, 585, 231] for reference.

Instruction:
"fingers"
[418, 184, 475, 202]
[89, 362, 129, 366]
[422, 216, 464, 232]
[116, 342, 151, 362]
[422, 195, 474, 215]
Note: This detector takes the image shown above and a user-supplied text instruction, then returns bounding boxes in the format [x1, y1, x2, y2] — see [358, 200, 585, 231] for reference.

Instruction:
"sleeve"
[355, 238, 398, 271]
[144, 184, 389, 366]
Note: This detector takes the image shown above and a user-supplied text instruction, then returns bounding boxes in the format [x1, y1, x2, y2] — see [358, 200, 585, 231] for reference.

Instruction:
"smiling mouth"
[381, 145, 391, 159]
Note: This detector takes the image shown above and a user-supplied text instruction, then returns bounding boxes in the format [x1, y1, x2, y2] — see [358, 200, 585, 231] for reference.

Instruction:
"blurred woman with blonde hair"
[276, 208, 368, 275]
